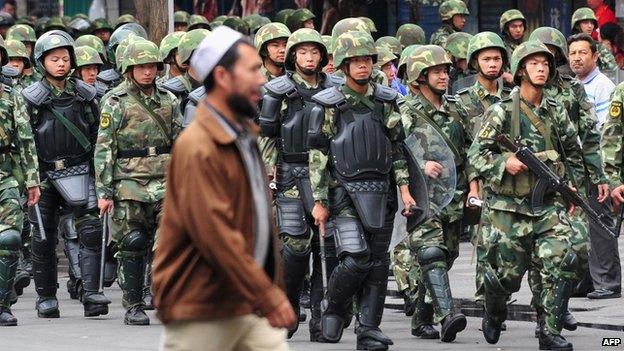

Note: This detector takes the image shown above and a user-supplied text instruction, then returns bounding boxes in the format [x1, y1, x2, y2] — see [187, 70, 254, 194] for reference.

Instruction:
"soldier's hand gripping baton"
[496, 134, 619, 238]
[33, 204, 46, 241]
[319, 222, 329, 313]
[99, 212, 109, 293]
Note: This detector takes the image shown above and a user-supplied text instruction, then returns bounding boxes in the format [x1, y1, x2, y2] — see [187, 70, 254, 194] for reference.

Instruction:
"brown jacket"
[152, 101, 286, 325]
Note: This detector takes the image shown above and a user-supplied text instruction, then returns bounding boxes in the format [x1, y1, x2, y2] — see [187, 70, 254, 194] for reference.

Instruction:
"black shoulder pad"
[187, 86, 206, 104]
[159, 76, 186, 95]
[457, 87, 470, 95]
[546, 97, 558, 107]
[312, 87, 346, 107]
[324, 73, 345, 88]
[21, 81, 51, 107]
[373, 83, 398, 102]
[264, 75, 296, 96]
[74, 79, 97, 102]
[2, 66, 19, 78]
[97, 69, 121, 84]
[95, 81, 107, 98]
[445, 94, 458, 102]
[2, 84, 11, 94]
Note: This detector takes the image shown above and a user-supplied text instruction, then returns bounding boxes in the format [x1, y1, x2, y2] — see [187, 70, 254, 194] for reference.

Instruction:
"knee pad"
[281, 240, 311, 258]
[58, 214, 78, 240]
[343, 254, 372, 273]
[417, 246, 447, 267]
[118, 230, 148, 253]
[483, 267, 507, 295]
[560, 251, 579, 274]
[276, 197, 310, 237]
[333, 217, 369, 259]
[78, 218, 102, 248]
[0, 229, 21, 252]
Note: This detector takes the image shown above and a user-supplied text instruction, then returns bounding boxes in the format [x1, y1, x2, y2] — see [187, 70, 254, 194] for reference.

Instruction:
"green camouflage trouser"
[0, 187, 22, 234]
[481, 204, 577, 335]
[391, 238, 417, 295]
[0, 187, 24, 308]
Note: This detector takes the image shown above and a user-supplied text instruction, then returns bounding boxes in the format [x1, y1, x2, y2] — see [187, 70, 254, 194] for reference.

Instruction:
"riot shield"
[389, 119, 457, 250]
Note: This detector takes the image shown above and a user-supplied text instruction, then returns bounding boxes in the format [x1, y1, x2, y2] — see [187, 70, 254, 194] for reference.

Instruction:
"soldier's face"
[79, 65, 99, 85]
[132, 63, 158, 85]
[455, 58, 467, 72]
[8, 58, 24, 73]
[380, 62, 395, 82]
[579, 20, 595, 34]
[569, 39, 597, 77]
[294, 43, 321, 75]
[476, 48, 503, 78]
[323, 54, 335, 74]
[175, 51, 189, 71]
[174, 23, 187, 32]
[346, 56, 373, 81]
[267, 38, 287, 63]
[452, 15, 466, 30]
[43, 48, 71, 78]
[303, 19, 315, 29]
[94, 29, 111, 43]
[522, 54, 549, 86]
[425, 64, 449, 90]
[507, 20, 525, 40]
[24, 42, 33, 56]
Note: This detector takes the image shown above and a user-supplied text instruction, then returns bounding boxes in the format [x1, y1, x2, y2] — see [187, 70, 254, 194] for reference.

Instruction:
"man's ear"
[213, 66, 231, 91]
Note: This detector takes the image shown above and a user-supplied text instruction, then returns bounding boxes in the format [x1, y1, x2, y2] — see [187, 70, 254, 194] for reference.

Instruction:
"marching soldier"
[396, 24, 426, 49]
[173, 11, 189, 32]
[255, 23, 291, 82]
[158, 32, 185, 83]
[94, 40, 182, 325]
[468, 41, 585, 351]
[308, 30, 414, 351]
[499, 9, 526, 59]
[91, 18, 113, 46]
[75, 34, 112, 71]
[444, 32, 474, 94]
[430, 0, 470, 48]
[73, 46, 104, 87]
[5, 24, 40, 86]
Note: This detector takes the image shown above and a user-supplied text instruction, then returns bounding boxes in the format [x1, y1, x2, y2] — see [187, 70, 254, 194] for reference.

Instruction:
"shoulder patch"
[610, 101, 622, 119]
[546, 97, 558, 107]
[444, 94, 458, 102]
[456, 87, 470, 95]
[100, 112, 111, 128]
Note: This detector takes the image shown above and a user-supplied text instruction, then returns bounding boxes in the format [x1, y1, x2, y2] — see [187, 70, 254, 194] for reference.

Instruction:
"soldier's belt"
[41, 154, 91, 172]
[117, 146, 171, 159]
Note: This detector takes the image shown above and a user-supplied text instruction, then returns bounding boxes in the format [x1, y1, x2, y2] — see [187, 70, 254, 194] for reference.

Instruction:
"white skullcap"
[191, 26, 243, 82]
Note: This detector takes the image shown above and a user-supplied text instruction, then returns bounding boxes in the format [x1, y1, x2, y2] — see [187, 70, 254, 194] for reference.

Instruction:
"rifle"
[496, 134, 619, 238]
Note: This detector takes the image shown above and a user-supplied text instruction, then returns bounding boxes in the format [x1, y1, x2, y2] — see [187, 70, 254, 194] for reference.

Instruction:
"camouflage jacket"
[597, 42, 618, 73]
[309, 82, 408, 204]
[601, 82, 624, 189]
[261, 65, 283, 82]
[334, 68, 389, 86]
[503, 37, 522, 61]
[544, 73, 605, 185]
[456, 79, 511, 139]
[401, 92, 470, 221]
[430, 24, 455, 47]
[94, 79, 183, 202]
[468, 94, 585, 215]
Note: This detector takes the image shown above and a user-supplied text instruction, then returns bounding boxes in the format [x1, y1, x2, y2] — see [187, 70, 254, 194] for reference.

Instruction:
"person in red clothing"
[588, 0, 617, 39]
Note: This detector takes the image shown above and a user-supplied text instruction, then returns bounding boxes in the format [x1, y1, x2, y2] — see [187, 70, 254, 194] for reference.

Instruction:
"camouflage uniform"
[5, 40, 35, 89]
[468, 41, 584, 349]
[401, 45, 469, 342]
[94, 40, 183, 326]
[99, 23, 148, 93]
[5, 25, 40, 90]
[308, 31, 407, 350]
[173, 10, 189, 31]
[255, 23, 291, 82]
[157, 31, 185, 84]
[74, 46, 104, 84]
[376, 36, 402, 58]
[75, 34, 110, 70]
[445, 32, 474, 94]
[430, 0, 469, 48]
[499, 9, 526, 59]
[603, 83, 624, 189]
[571, 8, 618, 74]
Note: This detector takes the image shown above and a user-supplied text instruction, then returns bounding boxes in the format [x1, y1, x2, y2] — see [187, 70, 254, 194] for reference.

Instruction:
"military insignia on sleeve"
[100, 113, 111, 128]
[610, 101, 622, 119]
[479, 123, 492, 139]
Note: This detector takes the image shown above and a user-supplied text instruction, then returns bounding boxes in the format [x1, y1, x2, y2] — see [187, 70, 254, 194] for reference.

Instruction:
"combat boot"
[482, 313, 502, 344]
[411, 287, 439, 339]
[538, 329, 573, 351]
[356, 259, 393, 350]
[36, 297, 59, 318]
[482, 268, 508, 344]
[400, 290, 415, 317]
[0, 307, 17, 326]
[124, 305, 149, 325]
[356, 326, 393, 351]
[83, 292, 111, 317]
[143, 249, 154, 310]
[79, 241, 111, 317]
[562, 310, 577, 331]
[118, 238, 149, 326]
[282, 244, 311, 338]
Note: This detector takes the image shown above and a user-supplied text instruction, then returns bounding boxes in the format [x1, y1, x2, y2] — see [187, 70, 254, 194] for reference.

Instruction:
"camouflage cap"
[159, 31, 185, 62]
[439, 0, 469, 21]
[223, 17, 249, 35]
[0, 11, 14, 27]
[254, 22, 291, 50]
[75, 45, 104, 68]
[115, 14, 137, 28]
[396, 24, 425, 48]
[244, 14, 270, 34]
[177, 29, 211, 64]
[358, 17, 377, 33]
[375, 36, 401, 56]
[572, 7, 598, 30]
[16, 16, 35, 28]
[75, 34, 107, 61]
[511, 40, 555, 82]
[466, 31, 507, 65]
[6, 24, 37, 43]
[397, 44, 421, 79]
[123, 40, 164, 73]
[45, 16, 67, 31]
[275, 9, 296, 25]
[528, 26, 568, 63]
[5, 39, 30, 67]
[406, 45, 452, 84]
[287, 8, 315, 32]
[333, 31, 377, 69]
[174, 10, 190, 25]
[211, 15, 229, 28]
[499, 9, 526, 33]
[108, 23, 148, 63]
[331, 18, 370, 43]
[285, 28, 328, 70]
[445, 32, 472, 59]
[321, 35, 334, 54]
[34, 30, 76, 71]
[92, 18, 113, 32]
[375, 46, 397, 68]
[115, 34, 140, 71]
[188, 14, 211, 31]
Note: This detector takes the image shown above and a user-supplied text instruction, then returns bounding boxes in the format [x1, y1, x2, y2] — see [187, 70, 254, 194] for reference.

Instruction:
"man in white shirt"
[569, 33, 616, 129]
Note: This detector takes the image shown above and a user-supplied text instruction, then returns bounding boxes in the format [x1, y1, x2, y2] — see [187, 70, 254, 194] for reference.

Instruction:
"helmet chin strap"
[421, 71, 446, 96]
[46, 71, 69, 81]
[477, 65, 503, 81]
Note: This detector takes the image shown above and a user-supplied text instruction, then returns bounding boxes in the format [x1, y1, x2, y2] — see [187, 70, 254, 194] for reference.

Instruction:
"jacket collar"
[195, 100, 259, 145]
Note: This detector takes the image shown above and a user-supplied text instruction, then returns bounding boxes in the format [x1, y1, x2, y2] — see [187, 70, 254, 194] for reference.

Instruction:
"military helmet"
[254, 22, 291, 50]
[528, 27, 568, 65]
[499, 9, 526, 34]
[34, 30, 76, 71]
[69, 17, 92, 35]
[439, 0, 469, 21]
[223, 17, 249, 35]
[358, 17, 377, 33]
[159, 31, 185, 63]
[333, 31, 378, 69]
[174, 11, 190, 25]
[108, 23, 148, 64]
[92, 18, 113, 32]
[177, 29, 211, 64]
[331, 18, 370, 42]
[466, 31, 508, 66]
[16, 16, 35, 28]
[396, 24, 425, 48]
[6, 24, 37, 43]
[406, 45, 452, 84]
[572, 7, 598, 30]
[510, 40, 555, 84]
[45, 16, 67, 32]
[115, 14, 137, 29]
[188, 15, 211, 31]
[375, 47, 397, 68]
[275, 9, 296, 25]
[444, 32, 472, 59]
[244, 14, 270, 34]
[321, 35, 334, 55]
[75, 45, 104, 68]
[5, 40, 30, 68]
[115, 34, 140, 71]
[211, 15, 228, 28]
[286, 8, 315, 32]
[0, 11, 14, 27]
[123, 40, 164, 73]
[75, 34, 107, 61]
[375, 36, 401, 56]
[284, 28, 328, 70]
[397, 44, 421, 80]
